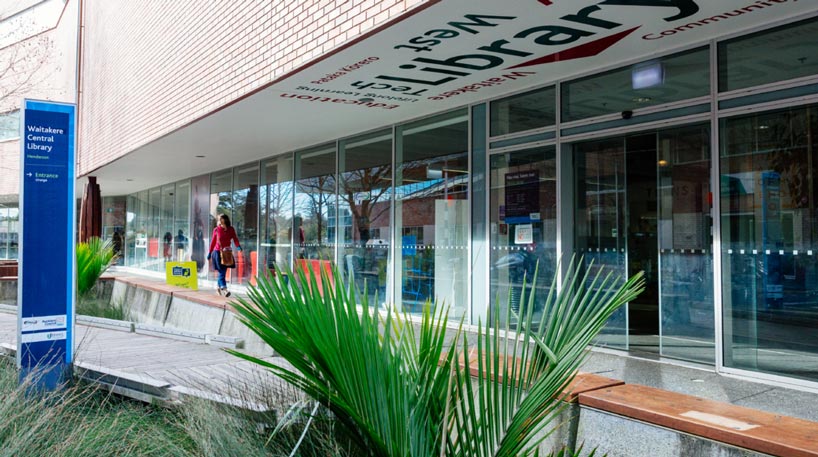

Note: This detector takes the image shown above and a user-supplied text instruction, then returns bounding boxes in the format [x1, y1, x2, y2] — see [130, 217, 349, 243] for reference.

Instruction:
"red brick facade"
[78, 0, 429, 177]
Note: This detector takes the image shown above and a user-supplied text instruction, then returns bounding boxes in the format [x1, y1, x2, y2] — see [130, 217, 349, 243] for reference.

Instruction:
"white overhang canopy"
[85, 0, 816, 196]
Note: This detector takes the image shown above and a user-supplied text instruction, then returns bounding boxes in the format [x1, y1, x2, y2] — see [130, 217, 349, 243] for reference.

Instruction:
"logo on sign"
[361, 1, 702, 99]
[42, 317, 66, 327]
[172, 266, 191, 277]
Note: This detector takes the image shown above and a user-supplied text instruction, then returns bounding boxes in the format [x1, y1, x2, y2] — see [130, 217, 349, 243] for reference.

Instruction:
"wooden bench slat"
[442, 351, 623, 402]
[579, 384, 818, 457]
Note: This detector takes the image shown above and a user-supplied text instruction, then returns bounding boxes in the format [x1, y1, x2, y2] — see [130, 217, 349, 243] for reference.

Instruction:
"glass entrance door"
[574, 125, 714, 362]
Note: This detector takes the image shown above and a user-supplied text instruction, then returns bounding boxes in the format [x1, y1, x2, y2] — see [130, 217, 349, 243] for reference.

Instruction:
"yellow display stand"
[165, 261, 198, 290]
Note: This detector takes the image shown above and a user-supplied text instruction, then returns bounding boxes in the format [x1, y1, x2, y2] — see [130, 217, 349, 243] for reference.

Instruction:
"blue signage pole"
[17, 99, 76, 390]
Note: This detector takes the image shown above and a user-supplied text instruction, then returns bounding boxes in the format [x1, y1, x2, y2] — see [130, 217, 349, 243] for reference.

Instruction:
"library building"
[76, 0, 818, 390]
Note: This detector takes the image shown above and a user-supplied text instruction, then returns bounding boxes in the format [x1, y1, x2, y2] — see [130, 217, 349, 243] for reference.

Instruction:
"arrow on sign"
[26, 173, 32, 177]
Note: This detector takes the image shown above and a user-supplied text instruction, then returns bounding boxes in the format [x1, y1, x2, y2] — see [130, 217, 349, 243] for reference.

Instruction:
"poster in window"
[505, 170, 539, 224]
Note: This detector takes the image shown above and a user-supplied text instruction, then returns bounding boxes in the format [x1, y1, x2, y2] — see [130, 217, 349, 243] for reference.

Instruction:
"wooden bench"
[579, 384, 818, 457]
[443, 350, 623, 401]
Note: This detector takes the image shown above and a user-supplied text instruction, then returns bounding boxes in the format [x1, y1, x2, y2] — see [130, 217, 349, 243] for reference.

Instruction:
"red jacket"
[209, 225, 241, 253]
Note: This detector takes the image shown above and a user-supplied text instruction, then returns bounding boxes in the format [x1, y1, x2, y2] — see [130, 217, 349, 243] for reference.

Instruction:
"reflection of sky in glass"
[393, 179, 440, 199]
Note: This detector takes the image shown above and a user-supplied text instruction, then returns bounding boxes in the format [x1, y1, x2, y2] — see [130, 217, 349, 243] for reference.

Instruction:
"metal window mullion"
[483, 103, 491, 325]
[290, 153, 297, 271]
[334, 141, 340, 268]
[711, 38, 726, 373]
[391, 125, 399, 313]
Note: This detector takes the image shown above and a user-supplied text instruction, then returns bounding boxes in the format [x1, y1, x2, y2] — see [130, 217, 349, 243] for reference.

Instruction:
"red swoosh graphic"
[537, 0, 554, 5]
[508, 26, 641, 69]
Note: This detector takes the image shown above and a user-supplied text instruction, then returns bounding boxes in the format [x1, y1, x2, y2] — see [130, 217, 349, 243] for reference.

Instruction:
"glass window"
[128, 190, 149, 268]
[339, 129, 392, 307]
[232, 164, 259, 284]
[395, 109, 469, 317]
[174, 181, 190, 263]
[294, 144, 336, 262]
[147, 187, 162, 271]
[0, 205, 19, 259]
[490, 86, 556, 137]
[125, 195, 134, 266]
[0, 110, 20, 141]
[260, 155, 294, 278]
[209, 169, 233, 281]
[562, 47, 710, 122]
[719, 18, 818, 93]
[0, 208, 6, 259]
[102, 196, 126, 265]
[720, 104, 818, 383]
[489, 146, 557, 325]
[471, 104, 489, 324]
[190, 175, 211, 279]
[160, 184, 175, 266]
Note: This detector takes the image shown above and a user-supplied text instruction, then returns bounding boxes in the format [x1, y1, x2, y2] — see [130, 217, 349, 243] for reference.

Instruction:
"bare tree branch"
[0, 19, 55, 114]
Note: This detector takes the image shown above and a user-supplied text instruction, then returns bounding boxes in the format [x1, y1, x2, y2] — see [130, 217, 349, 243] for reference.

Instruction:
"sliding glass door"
[573, 124, 714, 361]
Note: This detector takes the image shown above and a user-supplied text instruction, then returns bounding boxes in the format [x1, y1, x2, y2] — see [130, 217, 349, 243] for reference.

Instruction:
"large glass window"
[127, 190, 149, 269]
[339, 129, 392, 306]
[147, 187, 162, 271]
[719, 18, 818, 93]
[102, 196, 126, 265]
[490, 146, 557, 324]
[260, 155, 294, 279]
[160, 184, 175, 267]
[294, 145, 336, 262]
[562, 47, 710, 122]
[232, 164, 259, 284]
[190, 175, 211, 278]
[721, 104, 818, 383]
[490, 86, 556, 137]
[395, 109, 469, 317]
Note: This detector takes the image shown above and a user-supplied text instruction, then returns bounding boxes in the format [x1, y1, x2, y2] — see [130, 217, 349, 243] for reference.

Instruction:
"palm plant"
[76, 236, 118, 297]
[229, 257, 643, 456]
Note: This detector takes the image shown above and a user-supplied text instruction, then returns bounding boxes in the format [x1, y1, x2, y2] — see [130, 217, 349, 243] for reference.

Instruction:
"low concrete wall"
[218, 310, 274, 357]
[576, 407, 770, 457]
[164, 296, 225, 335]
[110, 279, 275, 356]
[0, 277, 114, 307]
[538, 403, 580, 455]
[0, 278, 16, 305]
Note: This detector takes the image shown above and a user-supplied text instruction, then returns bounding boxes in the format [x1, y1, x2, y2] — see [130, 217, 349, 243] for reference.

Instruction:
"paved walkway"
[0, 311, 299, 410]
[3, 303, 818, 426]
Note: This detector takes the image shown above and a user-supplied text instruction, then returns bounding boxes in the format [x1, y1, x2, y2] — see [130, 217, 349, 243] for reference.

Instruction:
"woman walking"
[207, 214, 242, 297]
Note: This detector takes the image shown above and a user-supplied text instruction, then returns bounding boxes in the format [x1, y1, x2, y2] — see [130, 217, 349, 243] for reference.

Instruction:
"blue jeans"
[212, 250, 227, 288]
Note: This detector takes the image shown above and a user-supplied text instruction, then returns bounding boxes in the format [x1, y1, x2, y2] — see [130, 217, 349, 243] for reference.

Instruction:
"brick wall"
[78, 0, 430, 177]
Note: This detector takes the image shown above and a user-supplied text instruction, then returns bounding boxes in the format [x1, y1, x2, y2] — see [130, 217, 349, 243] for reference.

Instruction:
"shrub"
[230, 258, 644, 456]
[0, 358, 192, 456]
[76, 236, 117, 297]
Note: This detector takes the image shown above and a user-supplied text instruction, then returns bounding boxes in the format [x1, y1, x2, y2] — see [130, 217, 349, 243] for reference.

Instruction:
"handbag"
[220, 248, 235, 267]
